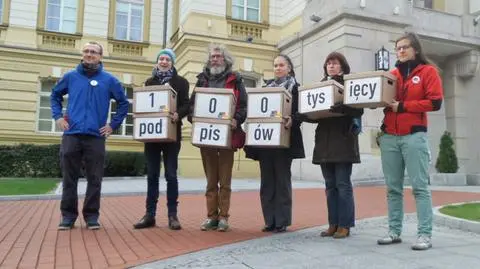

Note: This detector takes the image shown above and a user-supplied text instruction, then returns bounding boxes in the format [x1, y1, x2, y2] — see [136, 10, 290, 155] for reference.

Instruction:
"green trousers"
[380, 132, 433, 236]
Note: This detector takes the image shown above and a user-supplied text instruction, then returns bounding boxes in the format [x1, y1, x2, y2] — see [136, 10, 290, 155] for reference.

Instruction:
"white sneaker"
[377, 232, 402, 245]
[411, 235, 432, 250]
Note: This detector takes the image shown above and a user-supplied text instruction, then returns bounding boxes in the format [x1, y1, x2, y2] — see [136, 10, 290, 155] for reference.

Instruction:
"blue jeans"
[144, 142, 181, 217]
[380, 132, 432, 236]
[320, 163, 355, 228]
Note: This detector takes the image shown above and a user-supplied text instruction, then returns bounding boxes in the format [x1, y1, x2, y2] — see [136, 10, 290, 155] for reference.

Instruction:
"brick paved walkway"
[1, 187, 479, 269]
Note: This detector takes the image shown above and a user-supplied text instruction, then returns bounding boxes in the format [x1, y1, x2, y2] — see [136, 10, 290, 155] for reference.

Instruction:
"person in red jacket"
[377, 32, 443, 251]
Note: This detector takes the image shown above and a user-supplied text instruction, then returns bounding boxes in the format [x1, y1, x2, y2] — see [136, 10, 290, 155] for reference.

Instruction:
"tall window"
[37, 79, 67, 133]
[0, 0, 3, 23]
[109, 86, 133, 136]
[243, 77, 257, 88]
[115, 0, 144, 42]
[45, 0, 77, 33]
[424, 0, 433, 9]
[232, 0, 260, 22]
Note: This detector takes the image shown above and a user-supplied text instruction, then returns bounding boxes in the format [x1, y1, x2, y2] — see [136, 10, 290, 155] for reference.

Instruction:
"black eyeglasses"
[395, 45, 412, 52]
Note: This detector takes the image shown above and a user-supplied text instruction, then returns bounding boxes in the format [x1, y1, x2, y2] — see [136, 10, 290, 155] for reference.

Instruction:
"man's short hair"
[83, 41, 103, 55]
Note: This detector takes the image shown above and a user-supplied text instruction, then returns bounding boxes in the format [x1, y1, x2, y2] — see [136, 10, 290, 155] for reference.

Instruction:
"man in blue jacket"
[51, 41, 129, 230]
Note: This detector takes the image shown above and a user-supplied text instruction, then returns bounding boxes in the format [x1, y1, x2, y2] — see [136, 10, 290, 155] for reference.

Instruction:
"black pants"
[144, 142, 181, 217]
[258, 149, 293, 227]
[60, 135, 105, 222]
[320, 163, 355, 228]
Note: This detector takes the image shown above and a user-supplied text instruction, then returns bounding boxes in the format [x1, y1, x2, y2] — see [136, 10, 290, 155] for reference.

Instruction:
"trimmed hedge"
[0, 144, 146, 178]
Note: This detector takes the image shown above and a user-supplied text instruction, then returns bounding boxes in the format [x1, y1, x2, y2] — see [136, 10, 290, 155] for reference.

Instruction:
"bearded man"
[188, 44, 247, 232]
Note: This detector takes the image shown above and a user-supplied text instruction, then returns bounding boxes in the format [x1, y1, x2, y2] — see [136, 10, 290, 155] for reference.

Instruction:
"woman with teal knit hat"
[134, 48, 190, 230]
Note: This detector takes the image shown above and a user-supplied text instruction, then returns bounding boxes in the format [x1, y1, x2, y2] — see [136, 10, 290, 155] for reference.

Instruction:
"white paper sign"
[192, 122, 229, 147]
[246, 123, 282, 146]
[135, 91, 170, 113]
[299, 86, 334, 113]
[344, 77, 382, 104]
[134, 117, 169, 139]
[194, 93, 233, 119]
[247, 93, 283, 118]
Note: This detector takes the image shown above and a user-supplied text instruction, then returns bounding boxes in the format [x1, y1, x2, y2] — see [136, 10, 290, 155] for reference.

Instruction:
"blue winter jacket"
[50, 63, 129, 137]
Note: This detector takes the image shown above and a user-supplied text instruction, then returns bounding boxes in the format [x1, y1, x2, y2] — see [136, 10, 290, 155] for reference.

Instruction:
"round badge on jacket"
[412, 76, 421, 84]
[90, 80, 98, 86]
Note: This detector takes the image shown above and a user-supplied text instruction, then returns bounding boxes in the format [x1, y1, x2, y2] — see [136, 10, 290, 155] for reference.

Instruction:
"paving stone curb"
[433, 201, 480, 234]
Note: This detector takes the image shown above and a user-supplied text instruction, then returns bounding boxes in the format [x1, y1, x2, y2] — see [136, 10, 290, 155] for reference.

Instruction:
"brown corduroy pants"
[200, 147, 235, 220]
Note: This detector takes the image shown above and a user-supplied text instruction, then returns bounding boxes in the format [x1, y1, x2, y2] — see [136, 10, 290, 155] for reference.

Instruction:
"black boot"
[133, 215, 156, 229]
[168, 215, 182, 230]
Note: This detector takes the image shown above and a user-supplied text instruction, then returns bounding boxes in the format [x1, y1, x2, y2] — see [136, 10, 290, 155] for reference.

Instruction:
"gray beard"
[210, 65, 226, 75]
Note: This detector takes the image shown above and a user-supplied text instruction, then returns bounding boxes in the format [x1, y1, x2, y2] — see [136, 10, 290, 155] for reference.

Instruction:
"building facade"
[0, 0, 307, 178]
[2, 0, 477, 181]
[280, 0, 480, 183]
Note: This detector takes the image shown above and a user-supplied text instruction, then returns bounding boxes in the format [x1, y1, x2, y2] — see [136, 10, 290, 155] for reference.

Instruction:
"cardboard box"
[343, 71, 397, 108]
[246, 87, 292, 119]
[133, 85, 177, 114]
[133, 113, 177, 142]
[193, 88, 236, 120]
[191, 118, 232, 149]
[298, 80, 344, 119]
[245, 118, 290, 148]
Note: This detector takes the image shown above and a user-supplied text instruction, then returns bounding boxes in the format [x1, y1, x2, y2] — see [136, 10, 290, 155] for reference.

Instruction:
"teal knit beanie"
[156, 48, 176, 64]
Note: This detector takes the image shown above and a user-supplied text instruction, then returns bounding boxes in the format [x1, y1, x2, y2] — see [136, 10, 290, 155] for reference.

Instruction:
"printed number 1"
[149, 92, 154, 107]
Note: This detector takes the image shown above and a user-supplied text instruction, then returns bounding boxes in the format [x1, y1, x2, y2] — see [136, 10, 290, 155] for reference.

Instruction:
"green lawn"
[440, 203, 480, 222]
[0, 178, 59, 195]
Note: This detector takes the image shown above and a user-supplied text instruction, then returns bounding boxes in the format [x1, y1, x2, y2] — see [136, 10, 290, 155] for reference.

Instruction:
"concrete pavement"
[134, 215, 480, 269]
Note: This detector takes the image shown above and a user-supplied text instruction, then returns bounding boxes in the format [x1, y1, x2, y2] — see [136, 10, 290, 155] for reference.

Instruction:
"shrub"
[435, 131, 459, 173]
[0, 144, 146, 178]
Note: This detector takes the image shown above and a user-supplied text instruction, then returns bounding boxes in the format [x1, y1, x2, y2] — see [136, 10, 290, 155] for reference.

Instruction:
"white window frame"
[37, 79, 68, 134]
[115, 0, 145, 42]
[108, 86, 133, 137]
[232, 0, 261, 23]
[45, 0, 78, 34]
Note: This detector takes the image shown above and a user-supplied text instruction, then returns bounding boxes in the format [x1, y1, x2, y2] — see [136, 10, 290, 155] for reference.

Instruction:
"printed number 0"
[209, 98, 217, 113]
[260, 97, 268, 113]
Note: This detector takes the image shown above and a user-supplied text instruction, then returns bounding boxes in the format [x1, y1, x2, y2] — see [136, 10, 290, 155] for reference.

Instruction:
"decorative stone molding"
[454, 50, 480, 78]
[37, 30, 81, 51]
[108, 39, 149, 58]
[228, 19, 268, 40]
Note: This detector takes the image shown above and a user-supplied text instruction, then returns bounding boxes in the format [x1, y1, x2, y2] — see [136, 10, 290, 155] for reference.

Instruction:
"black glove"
[329, 103, 346, 114]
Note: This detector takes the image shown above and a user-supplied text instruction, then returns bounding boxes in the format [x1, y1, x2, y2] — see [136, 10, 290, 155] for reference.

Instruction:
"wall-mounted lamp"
[375, 46, 390, 71]
[360, 0, 366, 8]
[393, 6, 400, 15]
[310, 14, 322, 23]
[474, 15, 480, 26]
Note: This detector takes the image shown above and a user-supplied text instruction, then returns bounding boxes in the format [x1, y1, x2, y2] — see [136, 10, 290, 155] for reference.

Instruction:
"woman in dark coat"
[302, 52, 363, 238]
[245, 54, 305, 233]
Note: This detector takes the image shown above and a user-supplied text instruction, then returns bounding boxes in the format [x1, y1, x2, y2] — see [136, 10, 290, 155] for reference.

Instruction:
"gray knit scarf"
[266, 76, 296, 93]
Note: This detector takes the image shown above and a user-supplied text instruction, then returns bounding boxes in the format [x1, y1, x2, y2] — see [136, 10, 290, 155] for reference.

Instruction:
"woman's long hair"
[395, 32, 439, 70]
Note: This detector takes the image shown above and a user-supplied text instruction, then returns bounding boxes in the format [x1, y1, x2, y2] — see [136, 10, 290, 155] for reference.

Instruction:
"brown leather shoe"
[320, 225, 337, 237]
[333, 227, 350, 239]
[168, 215, 182, 230]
